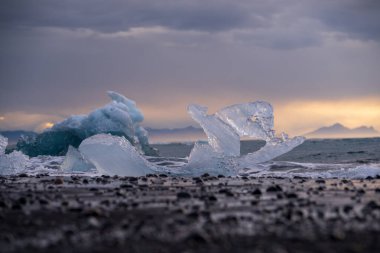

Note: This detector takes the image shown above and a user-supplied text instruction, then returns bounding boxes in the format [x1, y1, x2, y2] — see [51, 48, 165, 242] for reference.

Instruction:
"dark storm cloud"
[0, 0, 380, 131]
[311, 0, 380, 41]
[1, 0, 379, 50]
[0, 0, 254, 32]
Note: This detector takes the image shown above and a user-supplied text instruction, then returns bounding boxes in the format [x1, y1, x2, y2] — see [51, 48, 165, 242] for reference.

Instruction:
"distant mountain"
[146, 126, 206, 143]
[0, 130, 37, 145]
[305, 123, 380, 139]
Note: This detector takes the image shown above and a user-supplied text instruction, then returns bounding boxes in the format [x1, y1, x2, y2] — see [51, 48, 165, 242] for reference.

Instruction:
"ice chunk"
[17, 91, 157, 156]
[61, 146, 95, 172]
[0, 151, 30, 175]
[78, 134, 156, 176]
[184, 142, 238, 176]
[188, 101, 304, 161]
[0, 134, 7, 155]
[188, 104, 240, 156]
[330, 164, 380, 179]
[0, 135, 31, 175]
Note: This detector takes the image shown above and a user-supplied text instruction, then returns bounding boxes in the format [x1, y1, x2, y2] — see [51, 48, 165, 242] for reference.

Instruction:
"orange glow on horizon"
[1, 97, 379, 138]
[43, 122, 54, 129]
[141, 96, 380, 137]
[275, 97, 380, 135]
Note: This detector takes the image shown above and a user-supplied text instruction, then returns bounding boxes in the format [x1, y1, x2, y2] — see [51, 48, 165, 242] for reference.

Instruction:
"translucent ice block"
[78, 134, 156, 176]
[61, 146, 95, 173]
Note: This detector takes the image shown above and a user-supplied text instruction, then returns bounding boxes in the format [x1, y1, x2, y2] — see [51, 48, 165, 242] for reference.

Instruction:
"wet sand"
[1, 174, 380, 253]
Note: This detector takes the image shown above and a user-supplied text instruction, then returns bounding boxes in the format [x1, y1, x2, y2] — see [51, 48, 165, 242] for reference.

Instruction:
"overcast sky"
[0, 0, 379, 134]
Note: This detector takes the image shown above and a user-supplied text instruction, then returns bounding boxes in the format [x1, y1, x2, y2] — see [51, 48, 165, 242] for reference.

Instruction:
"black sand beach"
[1, 174, 380, 253]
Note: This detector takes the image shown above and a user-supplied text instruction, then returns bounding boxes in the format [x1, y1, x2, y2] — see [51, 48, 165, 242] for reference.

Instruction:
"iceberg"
[16, 91, 157, 157]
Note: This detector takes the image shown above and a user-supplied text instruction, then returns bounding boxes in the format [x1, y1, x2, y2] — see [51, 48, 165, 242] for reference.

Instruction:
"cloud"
[1, 0, 379, 48]
[0, 0, 380, 132]
[309, 0, 380, 42]
[0, 0, 252, 32]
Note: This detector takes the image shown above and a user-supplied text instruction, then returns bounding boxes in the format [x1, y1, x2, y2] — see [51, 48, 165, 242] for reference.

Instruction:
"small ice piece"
[0, 134, 7, 155]
[184, 142, 238, 176]
[188, 104, 240, 156]
[61, 146, 95, 172]
[1, 135, 32, 175]
[78, 134, 156, 176]
[0, 151, 30, 175]
[331, 164, 380, 179]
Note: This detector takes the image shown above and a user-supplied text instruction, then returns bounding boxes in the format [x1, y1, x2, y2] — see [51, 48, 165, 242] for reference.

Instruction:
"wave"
[240, 161, 380, 179]
[6, 154, 380, 179]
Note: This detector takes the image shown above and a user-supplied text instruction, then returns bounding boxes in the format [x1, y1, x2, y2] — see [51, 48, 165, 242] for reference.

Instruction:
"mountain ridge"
[305, 123, 379, 138]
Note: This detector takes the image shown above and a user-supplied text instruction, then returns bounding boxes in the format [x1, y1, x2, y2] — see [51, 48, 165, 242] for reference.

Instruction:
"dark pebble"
[177, 192, 192, 199]
[267, 185, 283, 192]
[39, 199, 49, 205]
[184, 232, 207, 244]
[219, 188, 234, 196]
[54, 178, 64, 185]
[18, 197, 27, 205]
[120, 184, 133, 189]
[208, 195, 218, 201]
[252, 189, 262, 195]
[357, 189, 365, 194]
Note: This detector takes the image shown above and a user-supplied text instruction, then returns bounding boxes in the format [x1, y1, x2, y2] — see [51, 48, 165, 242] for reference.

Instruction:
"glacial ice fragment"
[0, 134, 7, 155]
[61, 146, 95, 173]
[78, 134, 156, 176]
[17, 91, 156, 156]
[0, 135, 31, 175]
[0, 151, 31, 175]
[188, 101, 305, 165]
[183, 142, 238, 176]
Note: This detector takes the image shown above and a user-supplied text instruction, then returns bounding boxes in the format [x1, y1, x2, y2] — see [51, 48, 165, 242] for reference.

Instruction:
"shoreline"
[1, 174, 380, 252]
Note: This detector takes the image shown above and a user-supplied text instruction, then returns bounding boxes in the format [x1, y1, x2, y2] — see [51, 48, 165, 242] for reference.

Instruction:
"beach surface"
[1, 174, 380, 253]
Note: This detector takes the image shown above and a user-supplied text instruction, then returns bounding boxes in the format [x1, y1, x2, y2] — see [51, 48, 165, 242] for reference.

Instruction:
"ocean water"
[153, 138, 380, 163]
[151, 138, 380, 178]
[2, 137, 379, 178]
